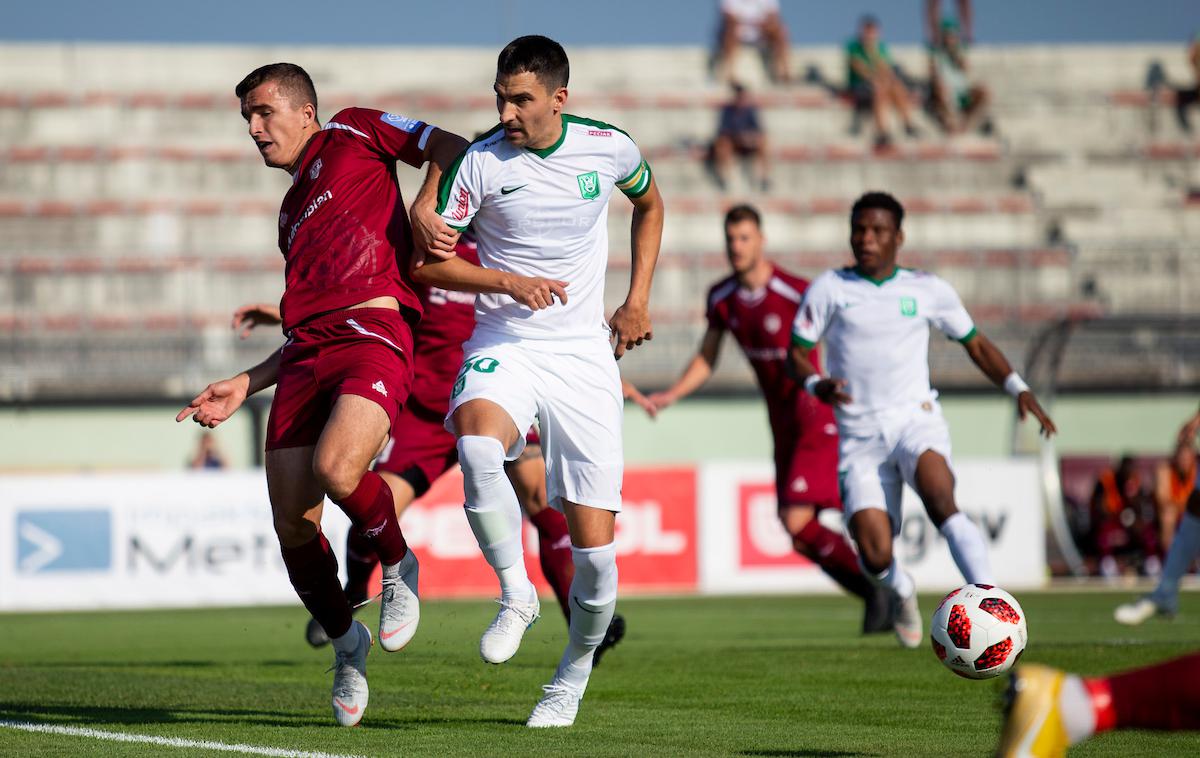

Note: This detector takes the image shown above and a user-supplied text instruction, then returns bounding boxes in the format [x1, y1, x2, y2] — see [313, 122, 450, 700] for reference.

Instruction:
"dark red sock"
[344, 528, 378, 603]
[280, 532, 353, 640]
[530, 508, 575, 620]
[1087, 652, 1200, 732]
[794, 518, 874, 600]
[332, 470, 408, 566]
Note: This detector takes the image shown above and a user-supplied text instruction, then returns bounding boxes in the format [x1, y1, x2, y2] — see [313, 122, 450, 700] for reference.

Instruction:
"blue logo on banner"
[16, 510, 112, 573]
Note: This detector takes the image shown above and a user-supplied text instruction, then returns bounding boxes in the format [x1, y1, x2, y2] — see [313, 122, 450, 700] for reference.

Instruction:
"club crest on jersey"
[763, 313, 782, 334]
[309, 158, 322, 180]
[900, 296, 918, 317]
[577, 171, 600, 200]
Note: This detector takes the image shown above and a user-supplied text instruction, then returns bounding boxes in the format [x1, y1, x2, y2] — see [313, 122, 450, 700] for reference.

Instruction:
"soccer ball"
[929, 584, 1027, 680]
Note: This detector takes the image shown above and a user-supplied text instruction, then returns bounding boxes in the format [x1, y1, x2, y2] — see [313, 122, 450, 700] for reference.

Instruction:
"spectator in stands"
[188, 431, 228, 470]
[925, 0, 972, 44]
[928, 18, 993, 135]
[1174, 33, 1200, 132]
[714, 0, 792, 84]
[1155, 413, 1200, 552]
[1091, 456, 1159, 578]
[709, 82, 769, 191]
[846, 15, 920, 149]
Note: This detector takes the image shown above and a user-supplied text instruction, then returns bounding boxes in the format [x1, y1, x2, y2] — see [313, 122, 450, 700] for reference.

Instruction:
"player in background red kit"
[644, 204, 891, 633]
[176, 62, 475, 727]
[233, 234, 639, 665]
[998, 653, 1200, 757]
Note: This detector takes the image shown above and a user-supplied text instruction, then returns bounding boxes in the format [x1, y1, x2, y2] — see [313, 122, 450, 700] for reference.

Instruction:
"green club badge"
[900, 296, 918, 317]
[577, 171, 600, 200]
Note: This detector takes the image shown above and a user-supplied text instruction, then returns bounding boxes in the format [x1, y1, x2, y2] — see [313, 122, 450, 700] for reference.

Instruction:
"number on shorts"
[452, 356, 501, 398]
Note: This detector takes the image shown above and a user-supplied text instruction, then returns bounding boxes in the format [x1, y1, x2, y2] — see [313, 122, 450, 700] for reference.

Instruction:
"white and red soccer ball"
[930, 584, 1028, 680]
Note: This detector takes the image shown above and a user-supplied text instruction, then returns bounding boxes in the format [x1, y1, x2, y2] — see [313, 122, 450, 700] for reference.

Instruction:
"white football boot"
[1114, 594, 1176, 626]
[527, 683, 584, 728]
[378, 550, 420, 652]
[892, 580, 923, 649]
[330, 620, 371, 727]
[480, 594, 540, 664]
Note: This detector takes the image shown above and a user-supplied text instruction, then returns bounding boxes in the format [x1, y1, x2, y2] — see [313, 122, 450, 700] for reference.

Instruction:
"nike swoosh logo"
[500, 184, 527, 195]
[572, 595, 602, 615]
[380, 621, 414, 640]
[334, 698, 360, 716]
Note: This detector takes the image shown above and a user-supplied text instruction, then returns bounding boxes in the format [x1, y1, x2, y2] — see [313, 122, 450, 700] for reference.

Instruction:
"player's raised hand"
[411, 201, 460, 261]
[815, 378, 852, 407]
[623, 380, 658, 419]
[176, 374, 250, 428]
[231, 303, 282, 339]
[1017, 392, 1057, 438]
[609, 301, 652, 360]
[507, 275, 569, 310]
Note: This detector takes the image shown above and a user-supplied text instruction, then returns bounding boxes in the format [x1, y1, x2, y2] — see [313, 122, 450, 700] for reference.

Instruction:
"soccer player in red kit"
[646, 204, 891, 632]
[998, 653, 1200, 756]
[233, 235, 628, 664]
[176, 63, 469, 727]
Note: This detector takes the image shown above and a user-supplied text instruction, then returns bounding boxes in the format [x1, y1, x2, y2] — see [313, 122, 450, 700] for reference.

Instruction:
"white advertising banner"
[0, 472, 353, 612]
[699, 458, 1046, 594]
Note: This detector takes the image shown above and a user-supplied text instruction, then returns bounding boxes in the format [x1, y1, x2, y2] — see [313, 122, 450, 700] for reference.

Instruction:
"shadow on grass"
[740, 750, 878, 757]
[0, 702, 525, 731]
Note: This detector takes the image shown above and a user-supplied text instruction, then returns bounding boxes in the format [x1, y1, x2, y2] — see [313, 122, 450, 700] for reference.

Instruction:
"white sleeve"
[613, 131, 652, 199]
[435, 147, 484, 231]
[928, 276, 977, 343]
[791, 272, 836, 348]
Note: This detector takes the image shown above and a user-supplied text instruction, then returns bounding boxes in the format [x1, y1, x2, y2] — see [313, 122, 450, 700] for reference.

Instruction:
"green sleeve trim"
[791, 334, 817, 349]
[446, 223, 468, 232]
[956, 327, 978, 344]
[435, 124, 503, 214]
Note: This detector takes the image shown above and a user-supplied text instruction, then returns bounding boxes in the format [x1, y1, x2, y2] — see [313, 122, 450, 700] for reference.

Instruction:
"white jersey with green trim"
[791, 266, 976, 433]
[436, 114, 651, 346]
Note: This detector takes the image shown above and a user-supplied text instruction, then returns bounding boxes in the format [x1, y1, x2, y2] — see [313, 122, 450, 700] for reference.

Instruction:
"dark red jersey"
[407, 237, 480, 418]
[276, 107, 430, 331]
[706, 264, 824, 428]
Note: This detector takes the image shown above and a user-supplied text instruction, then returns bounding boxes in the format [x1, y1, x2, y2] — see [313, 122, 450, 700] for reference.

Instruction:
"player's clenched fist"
[176, 374, 250, 428]
[608, 301, 652, 359]
[506, 274, 569, 310]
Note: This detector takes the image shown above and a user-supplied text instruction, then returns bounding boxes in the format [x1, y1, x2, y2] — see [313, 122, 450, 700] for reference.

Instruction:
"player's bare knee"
[311, 451, 362, 501]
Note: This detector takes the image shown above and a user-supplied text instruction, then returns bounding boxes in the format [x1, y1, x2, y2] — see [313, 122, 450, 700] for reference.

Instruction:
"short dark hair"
[851, 191, 904, 229]
[724, 204, 762, 228]
[497, 35, 570, 91]
[235, 63, 318, 113]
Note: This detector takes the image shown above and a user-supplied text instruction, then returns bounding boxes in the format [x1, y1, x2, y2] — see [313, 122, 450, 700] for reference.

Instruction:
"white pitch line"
[0, 720, 367, 758]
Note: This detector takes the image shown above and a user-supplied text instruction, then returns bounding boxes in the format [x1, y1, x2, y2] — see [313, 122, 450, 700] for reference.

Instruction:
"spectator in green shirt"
[846, 15, 919, 149]
[928, 18, 992, 134]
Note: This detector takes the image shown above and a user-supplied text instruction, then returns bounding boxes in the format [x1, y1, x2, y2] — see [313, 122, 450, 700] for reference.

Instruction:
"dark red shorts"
[774, 395, 841, 511]
[265, 308, 414, 451]
[373, 404, 457, 498]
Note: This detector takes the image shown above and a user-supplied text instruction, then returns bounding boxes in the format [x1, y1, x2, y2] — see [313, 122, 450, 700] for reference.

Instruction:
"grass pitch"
[0, 592, 1196, 757]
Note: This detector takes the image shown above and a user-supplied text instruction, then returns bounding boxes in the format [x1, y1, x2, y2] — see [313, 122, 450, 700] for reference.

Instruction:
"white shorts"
[838, 402, 954, 536]
[446, 337, 624, 512]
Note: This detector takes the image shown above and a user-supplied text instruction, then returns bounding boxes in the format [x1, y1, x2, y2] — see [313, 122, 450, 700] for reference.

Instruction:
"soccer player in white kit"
[789, 192, 1056, 649]
[410, 35, 664, 727]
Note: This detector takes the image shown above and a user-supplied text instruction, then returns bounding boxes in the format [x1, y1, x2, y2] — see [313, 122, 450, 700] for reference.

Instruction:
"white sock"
[862, 557, 915, 599]
[330, 622, 362, 654]
[553, 543, 618, 692]
[1058, 674, 1097, 745]
[459, 436, 533, 604]
[939, 512, 995, 585]
[1155, 512, 1200, 601]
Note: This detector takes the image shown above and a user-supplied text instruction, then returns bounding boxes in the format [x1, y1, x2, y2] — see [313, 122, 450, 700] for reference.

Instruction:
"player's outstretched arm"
[610, 177, 664, 359]
[788, 343, 852, 406]
[231, 302, 282, 339]
[648, 327, 723, 413]
[411, 129, 470, 260]
[960, 331, 1057, 437]
[175, 350, 281, 428]
[411, 255, 568, 311]
[622, 379, 658, 419]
